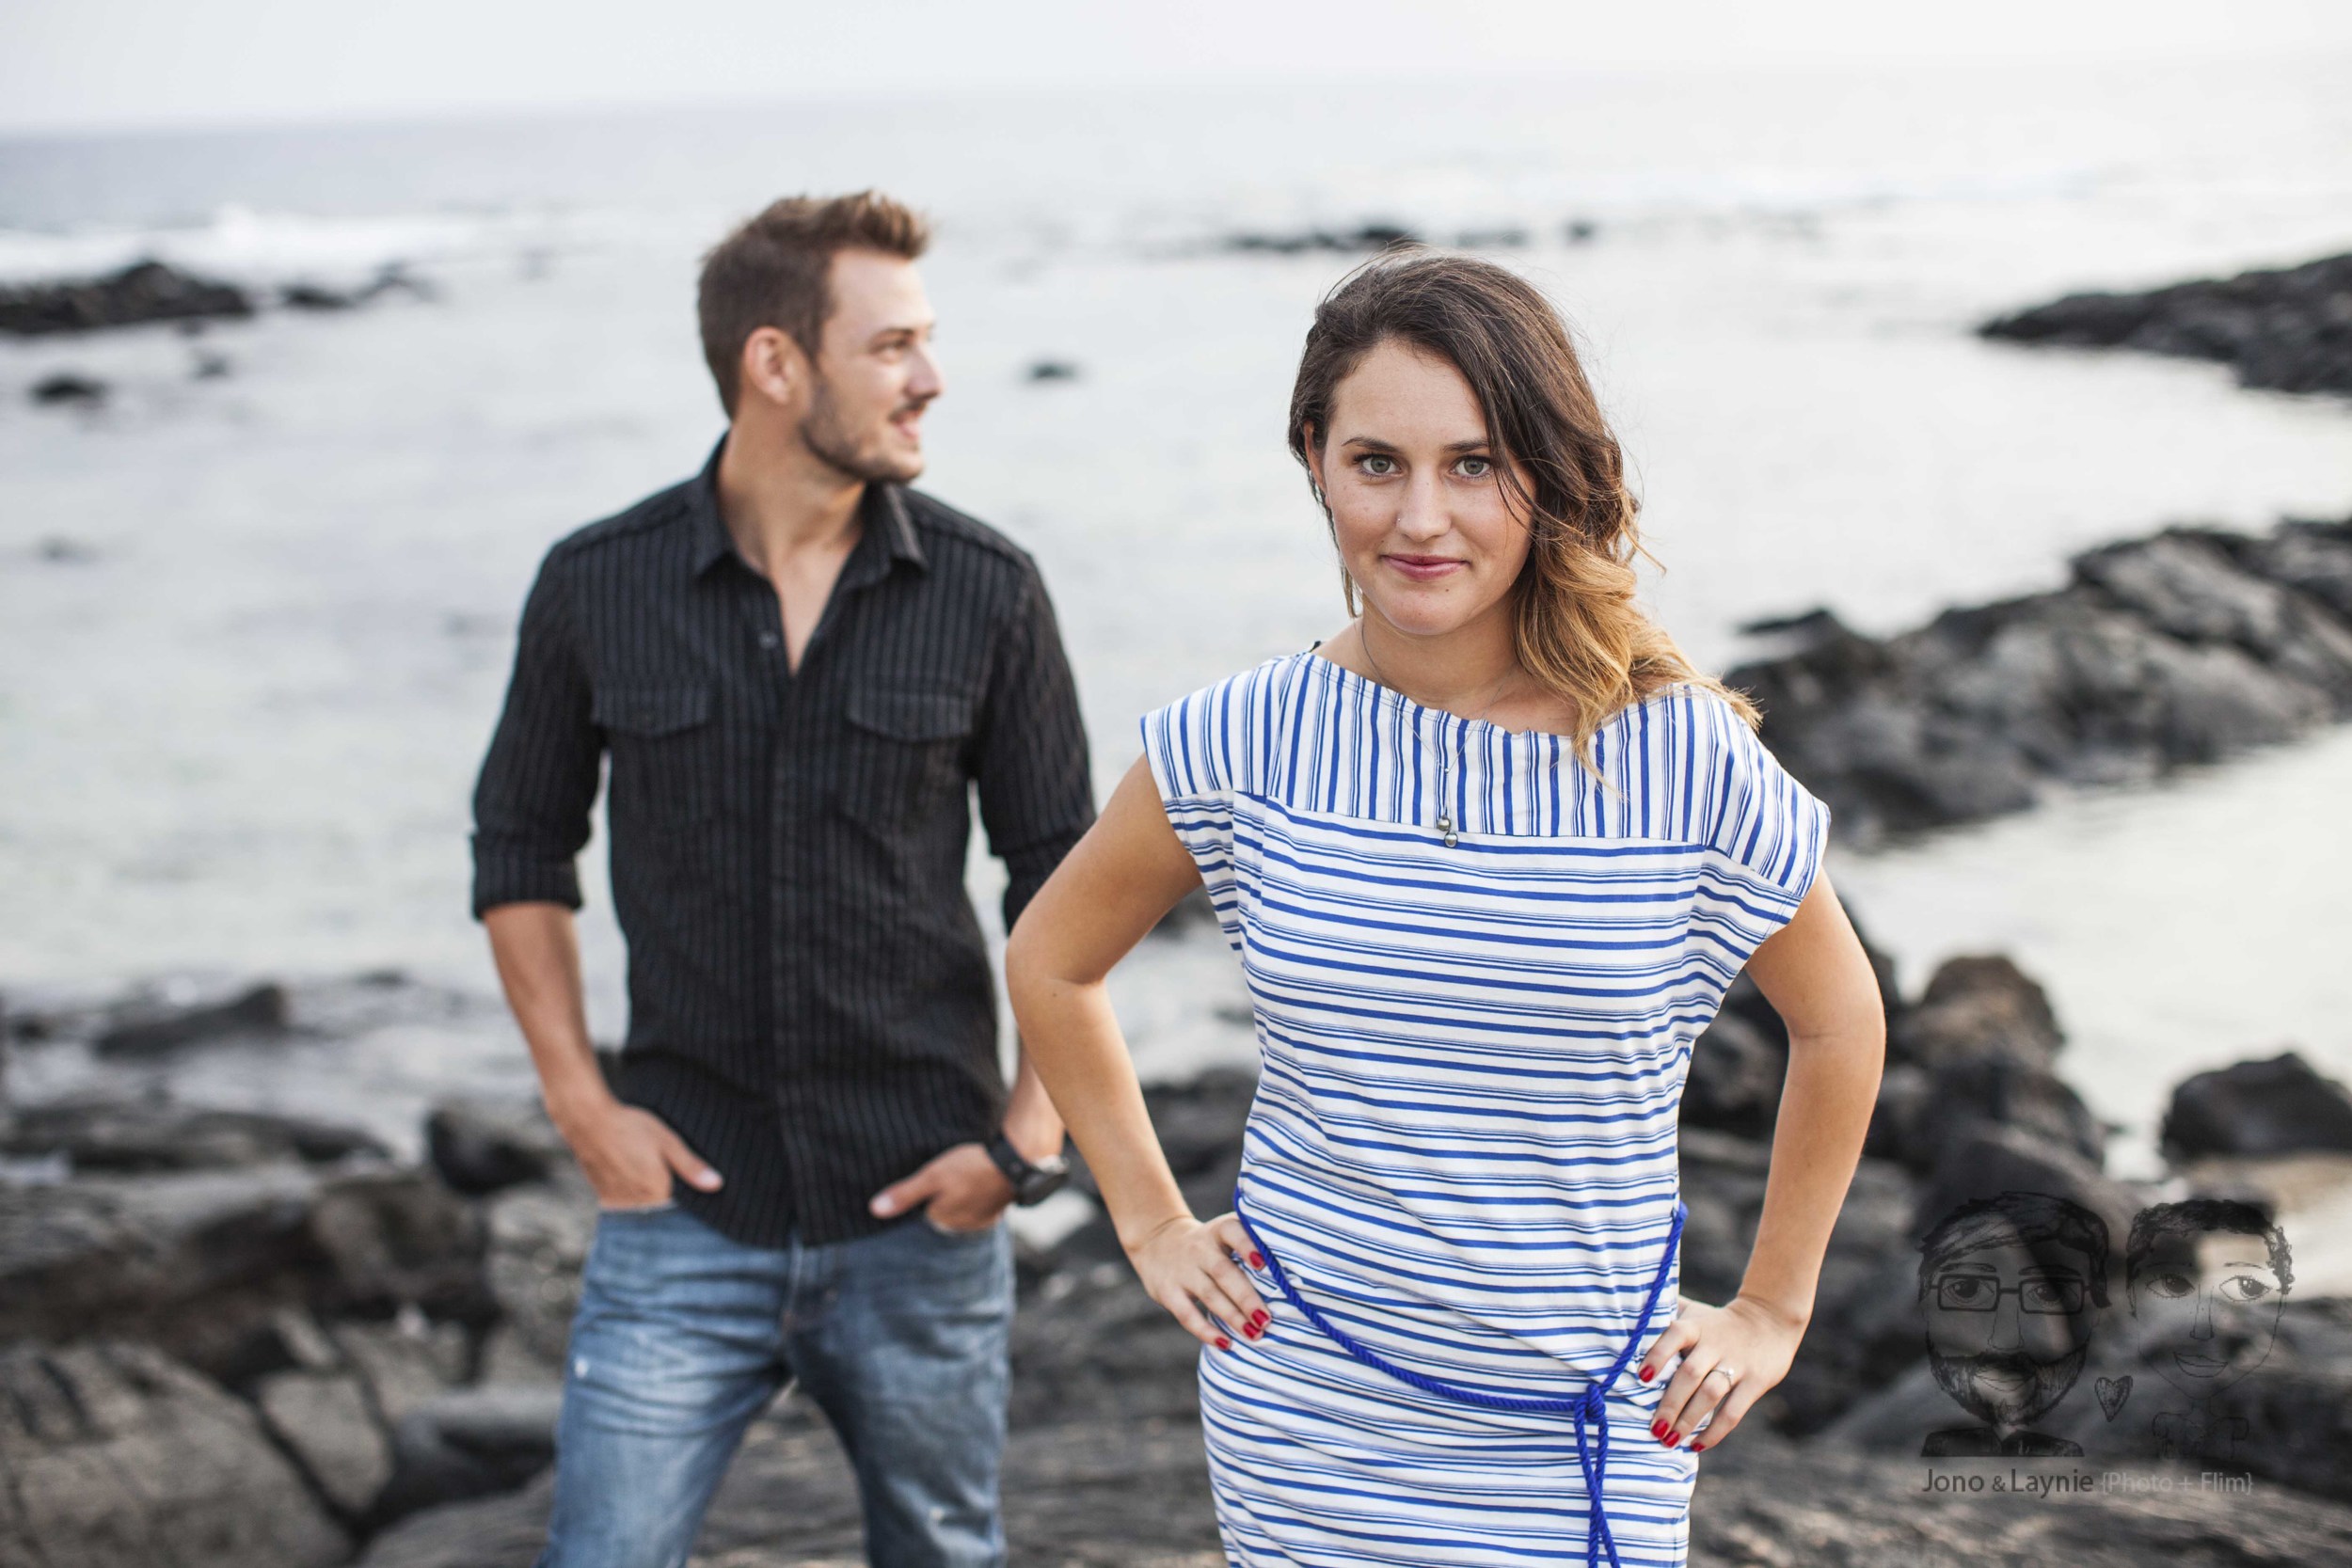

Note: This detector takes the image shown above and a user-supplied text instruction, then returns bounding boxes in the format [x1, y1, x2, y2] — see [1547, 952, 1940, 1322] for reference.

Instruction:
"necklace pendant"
[1437, 813, 1456, 848]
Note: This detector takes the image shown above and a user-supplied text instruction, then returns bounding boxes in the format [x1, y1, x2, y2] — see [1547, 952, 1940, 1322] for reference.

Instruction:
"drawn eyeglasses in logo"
[1931, 1274, 2090, 1316]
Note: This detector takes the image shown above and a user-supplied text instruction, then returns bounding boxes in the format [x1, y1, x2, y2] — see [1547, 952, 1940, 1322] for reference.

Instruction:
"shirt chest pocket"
[839, 688, 977, 835]
[596, 684, 723, 826]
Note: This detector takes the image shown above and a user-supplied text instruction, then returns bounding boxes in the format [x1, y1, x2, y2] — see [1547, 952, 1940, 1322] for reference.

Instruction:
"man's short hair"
[696, 190, 930, 417]
[1918, 1191, 2111, 1308]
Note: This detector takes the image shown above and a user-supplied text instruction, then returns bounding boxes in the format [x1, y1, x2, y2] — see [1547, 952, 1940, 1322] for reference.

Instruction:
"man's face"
[1923, 1232, 2097, 1431]
[797, 249, 943, 484]
[2129, 1229, 2285, 1400]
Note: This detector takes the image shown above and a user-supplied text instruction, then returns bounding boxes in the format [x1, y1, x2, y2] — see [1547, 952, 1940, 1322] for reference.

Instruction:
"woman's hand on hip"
[1637, 1293, 1805, 1453]
[1128, 1212, 1272, 1352]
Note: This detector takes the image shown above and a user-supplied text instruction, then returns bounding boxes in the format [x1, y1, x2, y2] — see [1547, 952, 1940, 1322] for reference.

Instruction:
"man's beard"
[800, 376, 924, 485]
[1929, 1345, 2088, 1433]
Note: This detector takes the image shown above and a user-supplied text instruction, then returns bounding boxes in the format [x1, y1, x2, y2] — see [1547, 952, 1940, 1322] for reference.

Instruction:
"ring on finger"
[1705, 1366, 1738, 1386]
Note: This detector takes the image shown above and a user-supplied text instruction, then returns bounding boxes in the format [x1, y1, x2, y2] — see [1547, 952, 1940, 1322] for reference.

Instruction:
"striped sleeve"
[1139, 668, 1265, 950]
[1693, 697, 1831, 958]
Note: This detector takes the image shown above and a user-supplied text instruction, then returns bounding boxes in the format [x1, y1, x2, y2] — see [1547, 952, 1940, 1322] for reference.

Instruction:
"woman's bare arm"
[1006, 755, 1273, 1350]
[1642, 870, 1886, 1449]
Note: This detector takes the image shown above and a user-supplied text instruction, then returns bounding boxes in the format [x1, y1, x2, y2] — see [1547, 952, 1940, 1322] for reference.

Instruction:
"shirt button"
[758, 632, 780, 650]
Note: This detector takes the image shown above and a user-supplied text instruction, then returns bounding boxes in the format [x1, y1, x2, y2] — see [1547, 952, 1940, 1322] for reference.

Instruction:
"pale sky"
[4, 0, 2351, 135]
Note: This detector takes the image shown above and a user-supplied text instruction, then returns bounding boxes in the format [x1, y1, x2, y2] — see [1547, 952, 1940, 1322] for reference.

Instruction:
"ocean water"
[2, 59, 2349, 1169]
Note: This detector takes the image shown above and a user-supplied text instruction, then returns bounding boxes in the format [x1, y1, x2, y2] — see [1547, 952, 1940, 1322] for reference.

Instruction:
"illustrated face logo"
[2125, 1201, 2291, 1402]
[1917, 1194, 2109, 1444]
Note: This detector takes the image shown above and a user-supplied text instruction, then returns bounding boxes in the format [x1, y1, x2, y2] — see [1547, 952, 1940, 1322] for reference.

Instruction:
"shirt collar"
[688, 436, 930, 580]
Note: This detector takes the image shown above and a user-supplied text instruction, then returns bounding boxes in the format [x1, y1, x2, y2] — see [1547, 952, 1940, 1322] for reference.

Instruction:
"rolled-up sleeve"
[973, 564, 1094, 931]
[470, 552, 602, 917]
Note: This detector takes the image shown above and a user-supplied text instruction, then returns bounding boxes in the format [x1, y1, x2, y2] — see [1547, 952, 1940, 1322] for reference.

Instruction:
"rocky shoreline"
[1728, 514, 2352, 843]
[7, 930, 2352, 1566]
[1980, 251, 2352, 398]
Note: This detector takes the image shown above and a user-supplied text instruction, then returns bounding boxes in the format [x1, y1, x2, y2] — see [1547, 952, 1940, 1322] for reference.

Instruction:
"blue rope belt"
[1232, 1192, 1689, 1568]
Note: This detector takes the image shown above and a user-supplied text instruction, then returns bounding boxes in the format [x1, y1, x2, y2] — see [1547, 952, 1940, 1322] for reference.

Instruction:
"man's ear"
[739, 326, 806, 410]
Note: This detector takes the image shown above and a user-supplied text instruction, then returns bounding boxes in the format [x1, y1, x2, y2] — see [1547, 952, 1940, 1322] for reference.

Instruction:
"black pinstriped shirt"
[470, 442, 1093, 1245]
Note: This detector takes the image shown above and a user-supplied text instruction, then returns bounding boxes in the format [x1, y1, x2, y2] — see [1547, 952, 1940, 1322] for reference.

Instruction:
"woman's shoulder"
[1138, 651, 1317, 799]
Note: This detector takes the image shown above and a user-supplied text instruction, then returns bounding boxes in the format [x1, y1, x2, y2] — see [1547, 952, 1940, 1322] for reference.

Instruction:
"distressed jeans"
[536, 1203, 1013, 1568]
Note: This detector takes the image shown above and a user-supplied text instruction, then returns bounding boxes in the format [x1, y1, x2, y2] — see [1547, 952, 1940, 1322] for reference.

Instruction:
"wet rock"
[480, 1174, 597, 1372]
[1913, 1121, 2140, 1246]
[278, 265, 434, 312]
[254, 1366, 394, 1515]
[0, 1098, 387, 1173]
[1873, 1055, 2106, 1175]
[35, 534, 101, 564]
[2162, 1052, 2352, 1161]
[1681, 1009, 1786, 1138]
[1026, 359, 1080, 382]
[1891, 955, 2063, 1072]
[425, 1097, 566, 1196]
[0, 1164, 486, 1375]
[1981, 250, 2352, 397]
[95, 979, 291, 1056]
[1729, 517, 2352, 841]
[373, 1384, 564, 1525]
[0, 259, 256, 336]
[1565, 218, 1600, 244]
[332, 1314, 469, 1422]
[308, 1168, 488, 1321]
[0, 1339, 348, 1568]
[1223, 222, 1421, 255]
[31, 371, 106, 404]
[0, 1165, 325, 1374]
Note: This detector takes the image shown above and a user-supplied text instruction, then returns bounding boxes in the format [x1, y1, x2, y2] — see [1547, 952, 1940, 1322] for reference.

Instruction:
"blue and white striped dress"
[1141, 651, 1829, 1568]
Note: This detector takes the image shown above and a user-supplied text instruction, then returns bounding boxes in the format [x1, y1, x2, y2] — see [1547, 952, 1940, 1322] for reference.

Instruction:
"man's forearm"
[483, 901, 614, 1128]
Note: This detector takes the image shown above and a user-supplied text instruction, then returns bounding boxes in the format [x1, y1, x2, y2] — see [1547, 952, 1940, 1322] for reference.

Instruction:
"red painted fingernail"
[1691, 1441, 1706, 1453]
[1665, 1431, 1682, 1447]
[1651, 1421, 1665, 1438]
[1251, 1311, 1269, 1329]
[1249, 1252, 1265, 1269]
[1639, 1366, 1655, 1383]
[1216, 1337, 1231, 1350]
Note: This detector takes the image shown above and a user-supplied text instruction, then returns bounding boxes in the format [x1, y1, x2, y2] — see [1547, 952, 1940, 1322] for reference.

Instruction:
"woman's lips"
[1384, 554, 1466, 582]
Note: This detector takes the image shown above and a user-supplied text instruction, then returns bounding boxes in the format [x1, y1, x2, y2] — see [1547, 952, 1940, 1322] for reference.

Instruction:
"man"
[1915, 1191, 2108, 1458]
[2125, 1197, 2292, 1467]
[471, 191, 1092, 1568]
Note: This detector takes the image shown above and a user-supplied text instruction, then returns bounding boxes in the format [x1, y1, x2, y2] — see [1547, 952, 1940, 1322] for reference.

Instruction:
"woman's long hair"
[1287, 248, 1758, 765]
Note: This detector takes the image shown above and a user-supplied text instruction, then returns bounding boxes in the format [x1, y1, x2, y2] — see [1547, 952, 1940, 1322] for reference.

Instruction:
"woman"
[1006, 250, 1884, 1568]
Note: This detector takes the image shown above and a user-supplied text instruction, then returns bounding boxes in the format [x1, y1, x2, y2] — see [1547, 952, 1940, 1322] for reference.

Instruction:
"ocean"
[3, 57, 2349, 1172]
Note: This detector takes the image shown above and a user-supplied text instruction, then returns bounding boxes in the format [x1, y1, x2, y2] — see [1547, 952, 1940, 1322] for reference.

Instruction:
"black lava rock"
[1, 259, 254, 336]
[2161, 1052, 2352, 1161]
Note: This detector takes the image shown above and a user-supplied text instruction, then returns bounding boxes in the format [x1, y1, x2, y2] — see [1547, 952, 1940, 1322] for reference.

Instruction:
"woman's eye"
[1359, 455, 1398, 476]
[1456, 456, 1492, 479]
[2218, 1275, 2271, 1304]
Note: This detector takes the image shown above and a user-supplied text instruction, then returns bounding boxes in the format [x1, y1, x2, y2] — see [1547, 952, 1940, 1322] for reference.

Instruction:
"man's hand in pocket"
[869, 1142, 1013, 1232]
[553, 1096, 723, 1211]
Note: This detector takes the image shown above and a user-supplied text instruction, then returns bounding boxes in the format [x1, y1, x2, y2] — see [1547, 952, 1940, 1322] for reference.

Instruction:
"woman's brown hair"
[1287, 248, 1758, 764]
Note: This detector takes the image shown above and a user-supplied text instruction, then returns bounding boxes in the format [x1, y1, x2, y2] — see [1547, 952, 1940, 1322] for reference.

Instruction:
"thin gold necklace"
[1357, 626, 1520, 727]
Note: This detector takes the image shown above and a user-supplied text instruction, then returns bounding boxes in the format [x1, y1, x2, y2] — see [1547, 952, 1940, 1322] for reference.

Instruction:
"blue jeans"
[537, 1204, 1013, 1568]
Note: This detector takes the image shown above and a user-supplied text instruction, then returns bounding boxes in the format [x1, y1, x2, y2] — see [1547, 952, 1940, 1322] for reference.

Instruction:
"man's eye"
[2023, 1281, 2061, 1307]
[1946, 1278, 1987, 1303]
[2148, 1273, 2195, 1299]
[2217, 1275, 2271, 1304]
[1456, 456, 1492, 479]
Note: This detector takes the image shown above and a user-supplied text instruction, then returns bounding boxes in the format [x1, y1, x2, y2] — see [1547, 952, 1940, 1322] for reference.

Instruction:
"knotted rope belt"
[1232, 1192, 1689, 1568]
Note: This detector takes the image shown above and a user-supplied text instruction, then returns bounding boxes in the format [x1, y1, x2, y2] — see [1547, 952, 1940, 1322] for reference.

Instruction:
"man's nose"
[908, 343, 945, 402]
[1987, 1291, 2025, 1349]
[2191, 1290, 2216, 1340]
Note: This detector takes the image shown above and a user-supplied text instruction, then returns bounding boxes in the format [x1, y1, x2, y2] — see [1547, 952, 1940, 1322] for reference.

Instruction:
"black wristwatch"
[984, 1131, 1071, 1207]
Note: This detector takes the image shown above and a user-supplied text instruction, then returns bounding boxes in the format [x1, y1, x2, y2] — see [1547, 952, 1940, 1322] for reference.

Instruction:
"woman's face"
[1307, 339, 1534, 641]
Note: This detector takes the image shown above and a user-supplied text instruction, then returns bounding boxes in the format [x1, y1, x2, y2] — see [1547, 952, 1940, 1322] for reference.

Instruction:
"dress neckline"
[1298, 646, 1668, 745]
